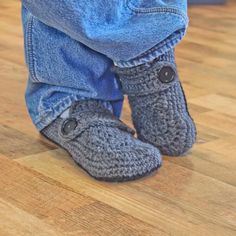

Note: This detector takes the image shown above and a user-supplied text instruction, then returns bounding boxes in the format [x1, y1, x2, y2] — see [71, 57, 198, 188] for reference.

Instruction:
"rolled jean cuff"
[32, 95, 123, 131]
[114, 13, 188, 68]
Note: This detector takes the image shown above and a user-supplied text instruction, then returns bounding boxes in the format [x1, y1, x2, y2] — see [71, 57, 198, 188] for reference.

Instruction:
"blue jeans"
[21, 0, 188, 130]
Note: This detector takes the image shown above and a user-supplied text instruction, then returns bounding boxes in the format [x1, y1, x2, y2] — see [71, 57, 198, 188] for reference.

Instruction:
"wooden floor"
[1, 0, 236, 235]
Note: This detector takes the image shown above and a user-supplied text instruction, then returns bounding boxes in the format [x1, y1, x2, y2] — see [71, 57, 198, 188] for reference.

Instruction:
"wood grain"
[0, 0, 236, 235]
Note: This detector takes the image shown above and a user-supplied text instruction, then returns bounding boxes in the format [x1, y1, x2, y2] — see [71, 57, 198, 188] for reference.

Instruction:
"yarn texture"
[41, 100, 162, 182]
[113, 50, 197, 156]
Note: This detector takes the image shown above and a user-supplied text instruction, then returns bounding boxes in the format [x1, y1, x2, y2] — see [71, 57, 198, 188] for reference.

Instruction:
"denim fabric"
[21, 0, 188, 130]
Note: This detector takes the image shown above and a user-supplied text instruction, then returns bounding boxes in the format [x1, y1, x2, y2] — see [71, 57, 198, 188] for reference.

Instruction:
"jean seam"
[34, 94, 77, 129]
[126, 0, 188, 23]
[26, 13, 38, 82]
[36, 95, 74, 122]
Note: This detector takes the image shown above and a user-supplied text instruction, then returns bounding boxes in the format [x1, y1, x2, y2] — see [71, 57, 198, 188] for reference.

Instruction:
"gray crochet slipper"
[41, 100, 162, 182]
[113, 50, 197, 156]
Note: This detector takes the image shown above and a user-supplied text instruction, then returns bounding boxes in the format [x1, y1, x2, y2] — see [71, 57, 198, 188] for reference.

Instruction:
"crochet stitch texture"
[113, 50, 197, 156]
[41, 100, 162, 182]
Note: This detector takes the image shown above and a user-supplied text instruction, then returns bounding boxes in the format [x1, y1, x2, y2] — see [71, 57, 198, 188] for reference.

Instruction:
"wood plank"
[0, 155, 161, 235]
[195, 111, 236, 136]
[0, 125, 56, 158]
[0, 198, 63, 236]
[189, 94, 236, 117]
[168, 148, 236, 186]
[17, 149, 236, 236]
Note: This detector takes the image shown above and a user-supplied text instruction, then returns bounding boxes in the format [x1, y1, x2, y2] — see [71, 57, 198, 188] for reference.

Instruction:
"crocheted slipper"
[41, 100, 162, 182]
[113, 50, 196, 156]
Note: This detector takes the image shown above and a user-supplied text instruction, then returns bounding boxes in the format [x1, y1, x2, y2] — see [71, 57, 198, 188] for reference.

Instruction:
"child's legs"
[22, 0, 188, 130]
[22, 7, 123, 130]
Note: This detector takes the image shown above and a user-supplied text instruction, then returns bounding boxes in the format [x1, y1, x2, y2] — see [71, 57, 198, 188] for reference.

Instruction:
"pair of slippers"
[42, 50, 196, 182]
